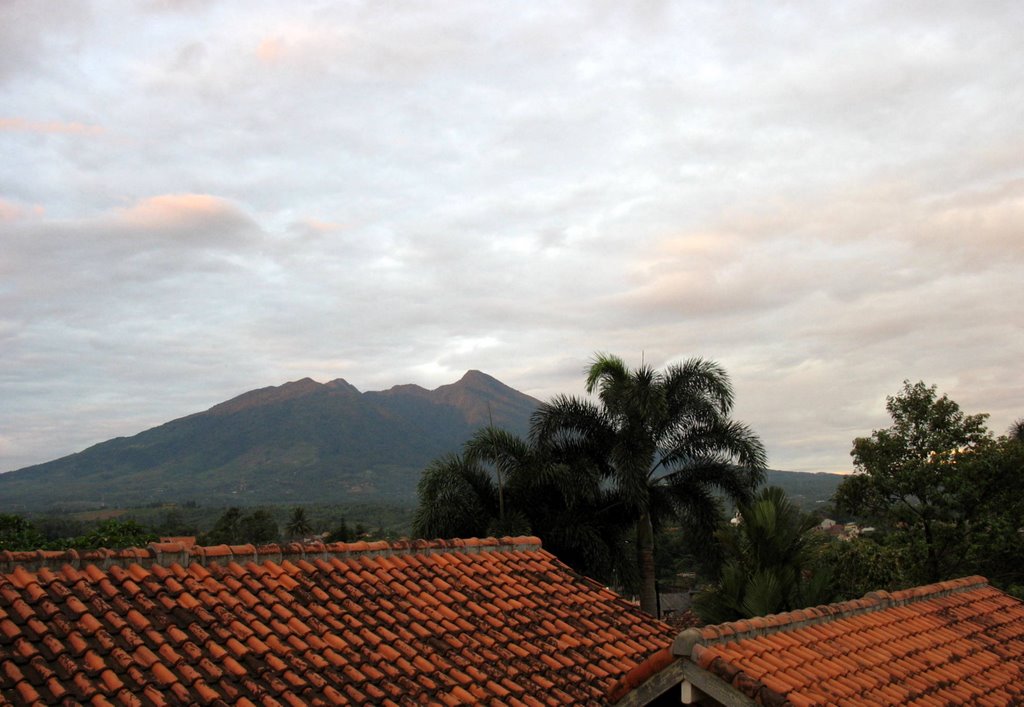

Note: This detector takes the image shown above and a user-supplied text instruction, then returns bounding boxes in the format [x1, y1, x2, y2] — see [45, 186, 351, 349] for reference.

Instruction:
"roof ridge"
[0, 536, 542, 576]
[672, 575, 990, 656]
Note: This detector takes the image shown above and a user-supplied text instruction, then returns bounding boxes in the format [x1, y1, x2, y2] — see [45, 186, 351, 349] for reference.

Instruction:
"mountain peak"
[454, 369, 505, 390]
[430, 371, 539, 428]
[325, 378, 361, 395]
[207, 377, 326, 415]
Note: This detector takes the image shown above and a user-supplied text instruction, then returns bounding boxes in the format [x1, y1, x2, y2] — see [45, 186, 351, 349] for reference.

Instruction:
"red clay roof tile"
[613, 575, 1024, 705]
[2, 537, 674, 704]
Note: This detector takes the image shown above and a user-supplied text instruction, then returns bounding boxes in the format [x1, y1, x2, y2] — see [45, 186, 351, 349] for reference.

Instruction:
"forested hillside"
[0, 371, 538, 511]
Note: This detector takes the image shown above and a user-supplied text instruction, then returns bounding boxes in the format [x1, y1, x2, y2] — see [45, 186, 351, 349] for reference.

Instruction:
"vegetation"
[0, 513, 45, 551]
[7, 363, 1018, 626]
[818, 536, 910, 601]
[202, 507, 279, 545]
[834, 381, 1023, 590]
[0, 501, 411, 551]
[414, 428, 635, 585]
[285, 507, 314, 540]
[693, 487, 831, 623]
[535, 354, 766, 614]
[415, 353, 767, 614]
[0, 516, 156, 551]
[324, 517, 363, 543]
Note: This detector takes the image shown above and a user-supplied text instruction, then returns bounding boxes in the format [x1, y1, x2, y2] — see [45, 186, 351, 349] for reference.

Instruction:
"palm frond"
[662, 418, 767, 479]
[663, 357, 734, 418]
[584, 353, 630, 397]
[464, 426, 533, 482]
[660, 457, 761, 506]
[413, 454, 498, 539]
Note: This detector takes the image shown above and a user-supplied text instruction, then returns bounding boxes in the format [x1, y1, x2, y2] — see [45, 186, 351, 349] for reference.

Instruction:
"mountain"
[0, 371, 540, 511]
[762, 469, 844, 512]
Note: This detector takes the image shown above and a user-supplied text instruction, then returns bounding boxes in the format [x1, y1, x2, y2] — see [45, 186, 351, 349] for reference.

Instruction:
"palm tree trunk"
[636, 513, 658, 616]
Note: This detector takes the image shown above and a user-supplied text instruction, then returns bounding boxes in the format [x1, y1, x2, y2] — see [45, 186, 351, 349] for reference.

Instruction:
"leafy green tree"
[33, 516, 86, 544]
[694, 487, 831, 623]
[415, 452, 507, 539]
[0, 514, 45, 551]
[532, 354, 766, 614]
[961, 429, 1024, 595]
[205, 507, 244, 545]
[204, 507, 279, 545]
[820, 536, 912, 600]
[70, 519, 158, 550]
[285, 507, 314, 540]
[834, 381, 1007, 583]
[239, 509, 279, 544]
[325, 517, 354, 543]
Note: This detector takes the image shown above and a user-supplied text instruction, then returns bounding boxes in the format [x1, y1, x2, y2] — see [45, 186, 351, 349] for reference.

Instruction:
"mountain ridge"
[0, 371, 845, 513]
[0, 371, 541, 511]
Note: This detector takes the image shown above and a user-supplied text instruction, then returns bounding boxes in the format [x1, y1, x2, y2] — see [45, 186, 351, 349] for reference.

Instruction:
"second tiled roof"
[611, 575, 1024, 705]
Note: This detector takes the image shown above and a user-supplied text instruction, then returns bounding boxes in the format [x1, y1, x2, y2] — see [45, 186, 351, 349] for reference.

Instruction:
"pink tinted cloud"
[0, 198, 44, 222]
[0, 118, 103, 135]
[113, 194, 250, 233]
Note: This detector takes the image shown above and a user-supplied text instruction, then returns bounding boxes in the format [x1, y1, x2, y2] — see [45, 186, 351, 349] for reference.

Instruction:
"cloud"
[0, 118, 104, 135]
[112, 194, 256, 243]
[1, 1, 1023, 474]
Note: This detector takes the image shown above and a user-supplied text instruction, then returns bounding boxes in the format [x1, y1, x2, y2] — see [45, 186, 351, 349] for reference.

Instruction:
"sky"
[2, 1, 1022, 476]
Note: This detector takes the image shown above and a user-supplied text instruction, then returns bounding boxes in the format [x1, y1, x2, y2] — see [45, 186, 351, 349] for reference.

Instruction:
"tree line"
[4, 354, 1020, 622]
[413, 354, 1024, 618]
[0, 507, 375, 552]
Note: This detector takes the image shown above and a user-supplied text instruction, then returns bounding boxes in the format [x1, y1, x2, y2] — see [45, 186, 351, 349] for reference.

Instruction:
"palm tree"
[285, 507, 313, 540]
[694, 486, 832, 623]
[413, 451, 518, 539]
[531, 353, 766, 615]
[414, 426, 635, 584]
[1011, 419, 1024, 443]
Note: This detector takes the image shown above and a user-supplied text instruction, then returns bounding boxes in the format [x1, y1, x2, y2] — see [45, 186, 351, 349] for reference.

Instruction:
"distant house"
[157, 535, 196, 549]
[609, 575, 1024, 705]
[814, 519, 868, 541]
[0, 537, 674, 705]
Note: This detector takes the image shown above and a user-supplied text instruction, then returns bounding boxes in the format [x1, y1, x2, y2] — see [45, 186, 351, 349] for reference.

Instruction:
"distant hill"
[0, 372, 846, 513]
[763, 469, 844, 512]
[0, 371, 540, 511]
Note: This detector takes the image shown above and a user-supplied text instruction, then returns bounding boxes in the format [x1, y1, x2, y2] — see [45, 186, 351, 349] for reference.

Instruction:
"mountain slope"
[0, 371, 540, 511]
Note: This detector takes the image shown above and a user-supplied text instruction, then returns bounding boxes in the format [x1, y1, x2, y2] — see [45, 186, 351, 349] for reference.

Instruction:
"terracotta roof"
[610, 575, 1024, 706]
[0, 536, 674, 705]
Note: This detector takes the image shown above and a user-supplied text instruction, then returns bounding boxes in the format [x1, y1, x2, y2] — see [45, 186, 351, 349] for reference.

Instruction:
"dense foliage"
[0, 516, 156, 551]
[535, 354, 766, 614]
[694, 487, 832, 623]
[0, 513, 45, 551]
[414, 428, 634, 585]
[285, 507, 314, 540]
[415, 353, 767, 614]
[0, 502, 401, 552]
[834, 381, 1023, 592]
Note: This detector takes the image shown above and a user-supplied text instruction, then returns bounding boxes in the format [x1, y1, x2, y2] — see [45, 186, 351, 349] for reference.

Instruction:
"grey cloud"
[2, 1, 1023, 473]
